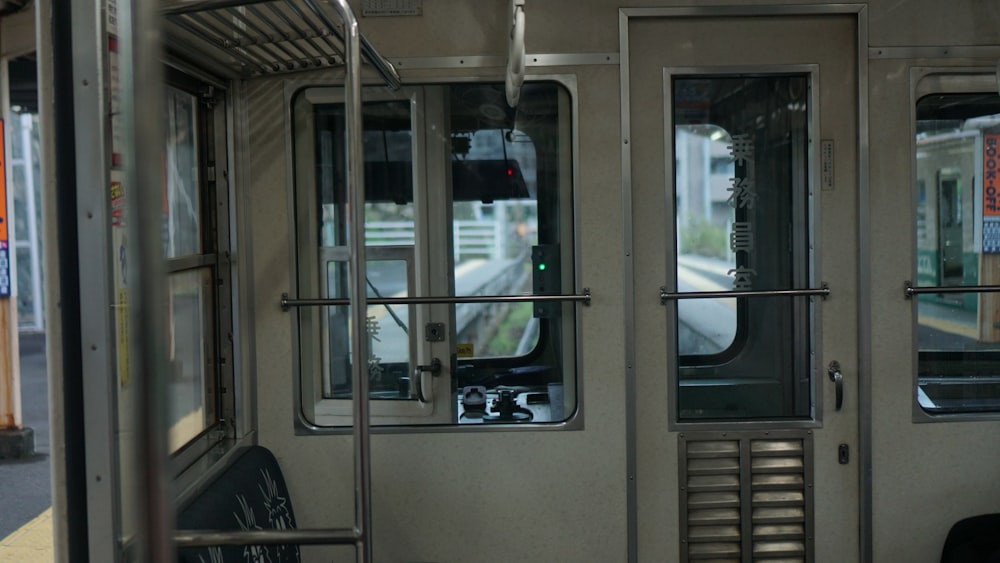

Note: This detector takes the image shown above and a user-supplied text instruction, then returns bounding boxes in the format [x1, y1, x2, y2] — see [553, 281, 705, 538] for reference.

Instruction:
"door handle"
[828, 360, 844, 411]
[413, 358, 442, 403]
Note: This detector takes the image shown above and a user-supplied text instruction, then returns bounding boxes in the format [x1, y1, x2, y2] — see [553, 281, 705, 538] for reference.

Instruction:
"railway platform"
[0, 333, 52, 562]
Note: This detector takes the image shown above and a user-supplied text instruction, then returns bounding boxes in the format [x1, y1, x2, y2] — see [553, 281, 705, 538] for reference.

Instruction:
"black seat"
[941, 514, 1000, 563]
[177, 445, 300, 563]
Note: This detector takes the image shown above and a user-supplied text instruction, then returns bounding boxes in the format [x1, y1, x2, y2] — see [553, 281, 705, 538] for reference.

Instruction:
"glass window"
[675, 124, 737, 357]
[163, 80, 228, 451]
[9, 112, 43, 331]
[671, 74, 813, 421]
[451, 128, 539, 358]
[450, 83, 575, 423]
[294, 82, 576, 426]
[166, 269, 216, 450]
[309, 98, 418, 404]
[165, 86, 202, 259]
[914, 89, 1000, 415]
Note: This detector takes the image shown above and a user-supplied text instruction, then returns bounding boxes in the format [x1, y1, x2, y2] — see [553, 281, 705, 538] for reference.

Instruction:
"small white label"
[821, 139, 834, 191]
[362, 0, 422, 16]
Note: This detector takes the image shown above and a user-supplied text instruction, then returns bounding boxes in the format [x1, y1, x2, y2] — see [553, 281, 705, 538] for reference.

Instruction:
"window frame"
[288, 75, 583, 433]
[292, 85, 448, 425]
[162, 66, 235, 473]
[910, 68, 1000, 422]
[664, 66, 820, 429]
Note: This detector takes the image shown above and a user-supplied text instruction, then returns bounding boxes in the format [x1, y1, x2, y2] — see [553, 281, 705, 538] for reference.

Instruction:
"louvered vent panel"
[684, 439, 741, 562]
[750, 438, 807, 563]
[680, 432, 812, 563]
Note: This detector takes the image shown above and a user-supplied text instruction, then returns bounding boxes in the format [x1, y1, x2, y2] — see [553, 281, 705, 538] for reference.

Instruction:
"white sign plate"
[363, 0, 422, 16]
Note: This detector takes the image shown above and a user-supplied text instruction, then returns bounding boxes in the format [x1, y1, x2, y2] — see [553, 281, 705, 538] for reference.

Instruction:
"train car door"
[622, 9, 861, 562]
[936, 170, 964, 286]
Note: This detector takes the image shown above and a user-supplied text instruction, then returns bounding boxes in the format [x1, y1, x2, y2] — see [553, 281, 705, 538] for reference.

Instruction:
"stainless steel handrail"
[659, 283, 830, 303]
[127, 0, 172, 558]
[336, 3, 373, 562]
[904, 281, 1000, 299]
[280, 289, 592, 310]
[176, 528, 360, 547]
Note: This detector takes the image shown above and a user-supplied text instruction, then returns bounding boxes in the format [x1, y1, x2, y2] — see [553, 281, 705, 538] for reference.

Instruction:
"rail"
[659, 284, 830, 303]
[903, 281, 1000, 299]
[176, 528, 360, 547]
[281, 289, 591, 310]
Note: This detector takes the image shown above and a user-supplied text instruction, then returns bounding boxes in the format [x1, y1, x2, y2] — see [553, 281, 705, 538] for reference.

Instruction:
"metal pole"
[176, 527, 360, 547]
[280, 290, 593, 309]
[659, 285, 830, 302]
[904, 282, 1000, 298]
[121, 0, 173, 558]
[330, 1, 373, 561]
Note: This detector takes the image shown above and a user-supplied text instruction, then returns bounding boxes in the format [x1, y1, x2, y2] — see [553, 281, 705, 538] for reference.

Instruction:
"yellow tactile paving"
[920, 314, 979, 340]
[0, 507, 54, 563]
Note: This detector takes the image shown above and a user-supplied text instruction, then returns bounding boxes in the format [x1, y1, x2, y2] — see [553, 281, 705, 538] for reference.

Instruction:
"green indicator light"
[538, 263, 546, 271]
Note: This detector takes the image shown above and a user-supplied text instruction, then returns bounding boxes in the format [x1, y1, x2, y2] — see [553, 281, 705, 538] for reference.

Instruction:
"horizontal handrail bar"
[659, 283, 829, 303]
[175, 527, 359, 547]
[904, 281, 1000, 299]
[281, 289, 591, 310]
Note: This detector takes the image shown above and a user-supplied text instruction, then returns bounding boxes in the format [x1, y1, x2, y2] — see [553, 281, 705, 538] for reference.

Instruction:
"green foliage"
[482, 302, 535, 356]
[679, 216, 727, 259]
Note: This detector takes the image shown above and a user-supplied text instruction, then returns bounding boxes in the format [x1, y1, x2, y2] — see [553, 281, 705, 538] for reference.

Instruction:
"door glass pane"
[914, 91, 1000, 413]
[672, 74, 812, 420]
[316, 99, 415, 249]
[325, 256, 414, 400]
[676, 124, 737, 356]
[316, 99, 416, 401]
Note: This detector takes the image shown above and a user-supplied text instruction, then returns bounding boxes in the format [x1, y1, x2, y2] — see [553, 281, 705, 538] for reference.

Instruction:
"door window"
[670, 73, 815, 421]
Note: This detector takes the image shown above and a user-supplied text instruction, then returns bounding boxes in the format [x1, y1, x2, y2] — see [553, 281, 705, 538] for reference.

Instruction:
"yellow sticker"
[456, 343, 474, 358]
[116, 289, 129, 387]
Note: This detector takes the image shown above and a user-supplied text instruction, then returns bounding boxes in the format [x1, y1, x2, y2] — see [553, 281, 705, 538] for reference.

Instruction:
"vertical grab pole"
[332, 1, 373, 561]
[121, 0, 173, 558]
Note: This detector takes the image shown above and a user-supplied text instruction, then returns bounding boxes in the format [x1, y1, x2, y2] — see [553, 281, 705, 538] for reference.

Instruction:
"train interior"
[1, 0, 1000, 562]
